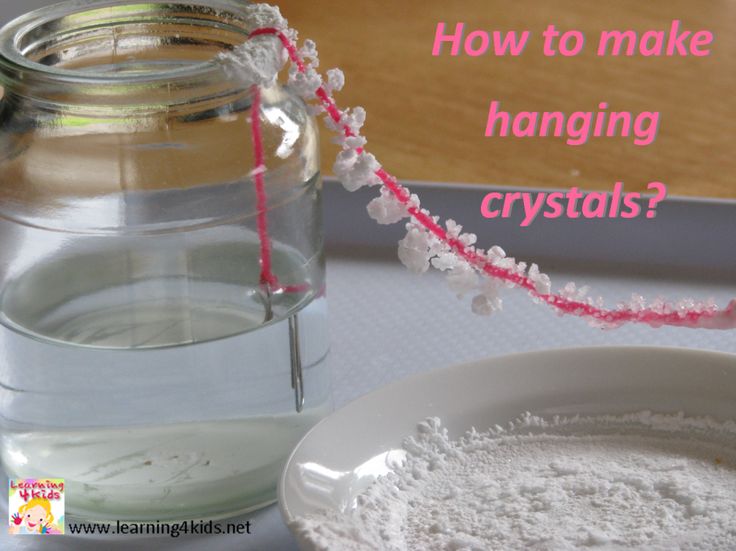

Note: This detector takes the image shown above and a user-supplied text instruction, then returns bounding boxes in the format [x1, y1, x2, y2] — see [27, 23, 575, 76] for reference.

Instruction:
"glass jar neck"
[0, 0, 262, 112]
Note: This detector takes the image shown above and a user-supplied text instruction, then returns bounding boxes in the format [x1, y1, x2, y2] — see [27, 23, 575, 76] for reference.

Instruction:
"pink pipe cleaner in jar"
[220, 4, 736, 330]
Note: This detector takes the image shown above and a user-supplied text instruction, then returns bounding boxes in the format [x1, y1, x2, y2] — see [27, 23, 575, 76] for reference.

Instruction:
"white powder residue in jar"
[290, 411, 736, 551]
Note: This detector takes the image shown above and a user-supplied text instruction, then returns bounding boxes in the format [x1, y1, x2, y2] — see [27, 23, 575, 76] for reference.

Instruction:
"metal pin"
[288, 314, 304, 413]
[261, 284, 274, 323]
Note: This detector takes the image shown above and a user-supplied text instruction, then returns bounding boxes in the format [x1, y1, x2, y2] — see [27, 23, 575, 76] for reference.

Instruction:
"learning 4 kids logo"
[8, 479, 64, 535]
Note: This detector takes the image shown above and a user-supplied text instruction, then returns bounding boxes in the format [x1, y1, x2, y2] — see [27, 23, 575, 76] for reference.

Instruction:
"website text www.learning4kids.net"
[66, 519, 254, 538]
[8, 478, 253, 539]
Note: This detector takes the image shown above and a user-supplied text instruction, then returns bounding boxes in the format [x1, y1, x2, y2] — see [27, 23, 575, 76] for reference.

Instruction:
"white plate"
[278, 346, 736, 542]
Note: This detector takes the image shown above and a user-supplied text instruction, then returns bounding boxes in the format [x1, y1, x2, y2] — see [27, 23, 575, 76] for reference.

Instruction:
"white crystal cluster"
[392, 214, 557, 316]
[217, 4, 734, 329]
[216, 5, 291, 87]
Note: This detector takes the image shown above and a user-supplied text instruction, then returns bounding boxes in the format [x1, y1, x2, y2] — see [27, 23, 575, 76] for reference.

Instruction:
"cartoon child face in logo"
[22, 503, 51, 531]
[9, 498, 55, 534]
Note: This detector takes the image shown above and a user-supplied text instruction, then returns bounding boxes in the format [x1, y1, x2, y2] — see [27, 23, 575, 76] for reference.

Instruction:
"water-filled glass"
[0, 0, 331, 521]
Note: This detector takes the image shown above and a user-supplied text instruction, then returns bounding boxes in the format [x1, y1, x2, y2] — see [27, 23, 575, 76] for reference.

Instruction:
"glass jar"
[0, 0, 331, 521]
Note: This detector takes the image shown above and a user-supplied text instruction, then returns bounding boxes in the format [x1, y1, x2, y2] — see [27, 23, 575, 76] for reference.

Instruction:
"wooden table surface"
[278, 0, 735, 199]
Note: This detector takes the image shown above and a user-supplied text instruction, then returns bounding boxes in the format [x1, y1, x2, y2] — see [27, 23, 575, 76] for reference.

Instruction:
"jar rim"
[0, 0, 258, 88]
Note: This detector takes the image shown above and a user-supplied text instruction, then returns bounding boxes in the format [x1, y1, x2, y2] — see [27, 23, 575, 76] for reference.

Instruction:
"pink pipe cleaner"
[249, 85, 279, 289]
[246, 27, 736, 330]
[248, 81, 314, 297]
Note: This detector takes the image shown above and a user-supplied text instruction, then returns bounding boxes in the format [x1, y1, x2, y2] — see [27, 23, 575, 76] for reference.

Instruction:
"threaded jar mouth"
[0, 0, 267, 100]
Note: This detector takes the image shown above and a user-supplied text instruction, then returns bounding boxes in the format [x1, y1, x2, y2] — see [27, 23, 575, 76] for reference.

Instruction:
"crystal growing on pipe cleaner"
[220, 4, 736, 331]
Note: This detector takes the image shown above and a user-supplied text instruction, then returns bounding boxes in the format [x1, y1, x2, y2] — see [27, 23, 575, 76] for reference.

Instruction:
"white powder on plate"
[290, 411, 736, 550]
